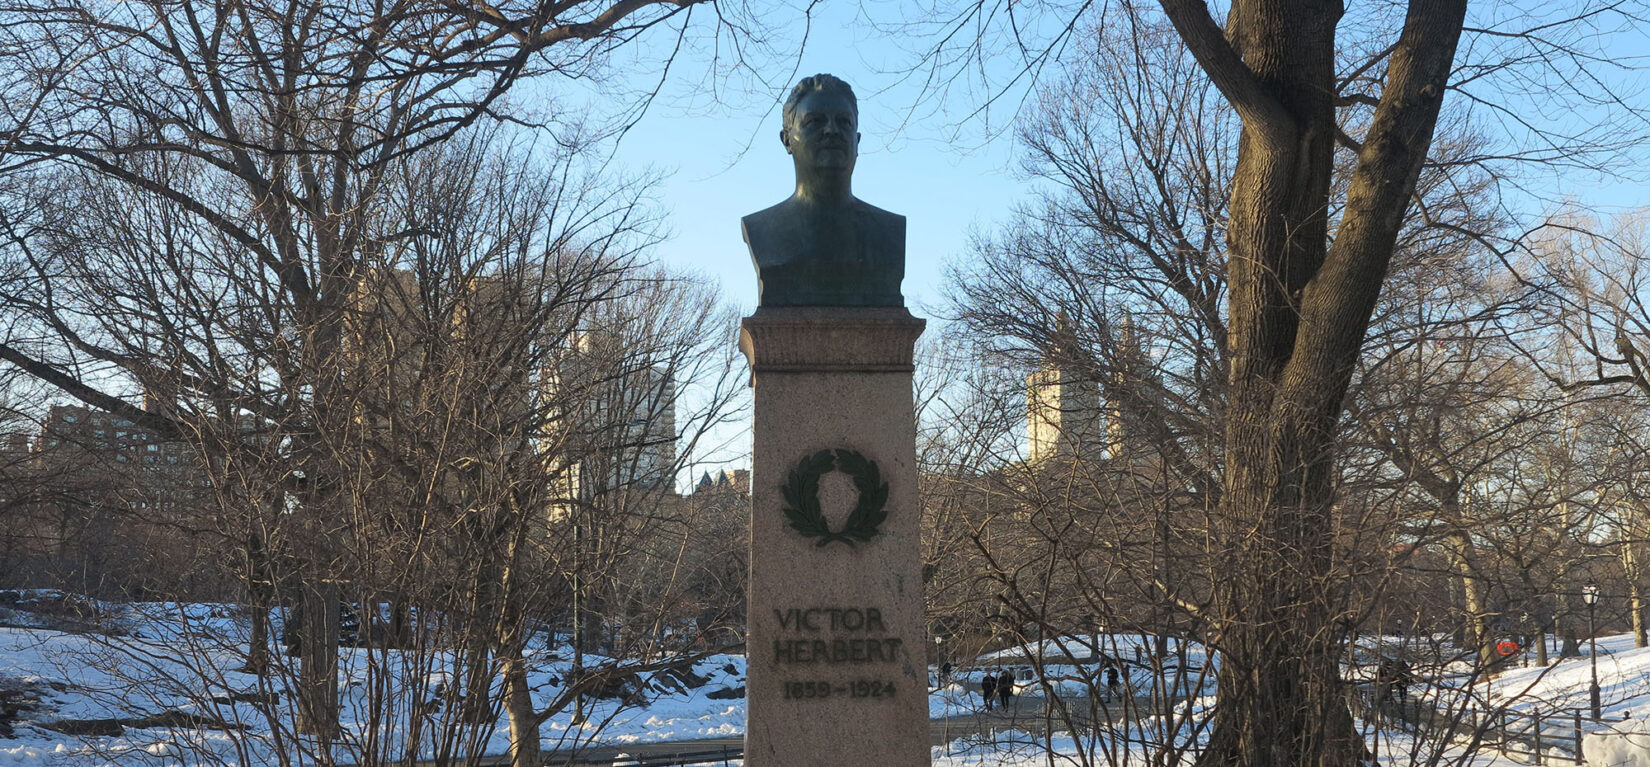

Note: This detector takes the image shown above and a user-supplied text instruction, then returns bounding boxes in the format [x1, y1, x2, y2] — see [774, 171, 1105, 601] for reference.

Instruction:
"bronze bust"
[743, 74, 905, 308]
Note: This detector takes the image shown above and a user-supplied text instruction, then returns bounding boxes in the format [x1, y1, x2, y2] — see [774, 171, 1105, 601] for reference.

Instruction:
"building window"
[63, 415, 77, 423]
[146, 444, 158, 452]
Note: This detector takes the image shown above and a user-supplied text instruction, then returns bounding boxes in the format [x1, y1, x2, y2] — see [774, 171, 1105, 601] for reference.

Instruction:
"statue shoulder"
[853, 199, 905, 247]
[744, 200, 801, 246]
[742, 203, 785, 241]
[742, 201, 796, 266]
[855, 199, 905, 227]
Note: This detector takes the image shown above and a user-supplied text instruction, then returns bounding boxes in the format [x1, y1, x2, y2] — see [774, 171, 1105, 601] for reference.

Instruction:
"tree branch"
[1157, 0, 1292, 133]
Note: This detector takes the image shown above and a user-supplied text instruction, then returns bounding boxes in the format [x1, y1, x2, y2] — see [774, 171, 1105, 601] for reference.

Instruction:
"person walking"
[998, 669, 1015, 711]
[1104, 664, 1121, 704]
[980, 670, 997, 711]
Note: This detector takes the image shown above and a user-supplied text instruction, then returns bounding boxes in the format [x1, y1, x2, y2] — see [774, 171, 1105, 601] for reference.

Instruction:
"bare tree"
[931, 1, 1649, 763]
[0, 0, 764, 756]
[2, 121, 747, 766]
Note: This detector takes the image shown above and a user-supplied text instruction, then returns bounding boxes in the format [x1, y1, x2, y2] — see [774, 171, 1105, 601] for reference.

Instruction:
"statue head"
[781, 74, 859, 183]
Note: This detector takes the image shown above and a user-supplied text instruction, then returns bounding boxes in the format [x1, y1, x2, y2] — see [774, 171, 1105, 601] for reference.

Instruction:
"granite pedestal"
[740, 306, 929, 767]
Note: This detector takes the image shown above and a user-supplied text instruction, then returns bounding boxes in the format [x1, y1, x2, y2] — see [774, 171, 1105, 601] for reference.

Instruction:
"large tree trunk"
[1622, 527, 1648, 647]
[1559, 592, 1582, 658]
[1200, 401, 1371, 766]
[1442, 529, 1496, 671]
[1157, 0, 1468, 764]
[1562, 626, 1581, 658]
[243, 531, 272, 676]
[296, 583, 340, 741]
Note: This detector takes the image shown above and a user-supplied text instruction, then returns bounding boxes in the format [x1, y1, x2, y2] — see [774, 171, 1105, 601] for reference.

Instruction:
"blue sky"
[550, 2, 1650, 483]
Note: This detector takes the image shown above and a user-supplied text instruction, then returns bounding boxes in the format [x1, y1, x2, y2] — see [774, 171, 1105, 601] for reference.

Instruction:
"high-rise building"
[694, 469, 750, 496]
[34, 404, 206, 511]
[1026, 312, 1105, 464]
[551, 328, 678, 496]
[1025, 316, 1156, 466]
[1026, 361, 1104, 464]
[347, 268, 682, 519]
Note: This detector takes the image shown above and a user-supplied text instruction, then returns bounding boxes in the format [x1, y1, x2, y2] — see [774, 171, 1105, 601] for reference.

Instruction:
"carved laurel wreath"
[780, 448, 889, 547]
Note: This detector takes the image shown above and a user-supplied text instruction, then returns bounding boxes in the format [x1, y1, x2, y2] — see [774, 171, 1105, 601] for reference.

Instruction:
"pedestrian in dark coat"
[997, 669, 1015, 710]
[980, 671, 996, 711]
[1104, 665, 1121, 703]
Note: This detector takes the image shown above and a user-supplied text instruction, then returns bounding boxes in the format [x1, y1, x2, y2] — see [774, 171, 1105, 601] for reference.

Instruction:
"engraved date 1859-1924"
[782, 679, 896, 700]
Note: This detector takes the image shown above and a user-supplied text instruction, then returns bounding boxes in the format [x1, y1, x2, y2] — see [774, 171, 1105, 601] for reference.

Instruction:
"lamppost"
[934, 635, 946, 684]
[935, 634, 950, 755]
[1584, 581, 1601, 720]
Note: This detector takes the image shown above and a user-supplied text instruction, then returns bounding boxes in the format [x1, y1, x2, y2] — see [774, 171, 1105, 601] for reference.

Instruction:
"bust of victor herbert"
[743, 74, 905, 308]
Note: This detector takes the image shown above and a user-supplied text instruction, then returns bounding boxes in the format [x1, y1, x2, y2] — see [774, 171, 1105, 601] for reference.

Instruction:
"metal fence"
[1352, 682, 1630, 765]
[1462, 706, 1591, 765]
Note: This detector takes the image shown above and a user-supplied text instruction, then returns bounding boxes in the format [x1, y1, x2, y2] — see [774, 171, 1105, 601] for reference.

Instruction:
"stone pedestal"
[740, 306, 929, 767]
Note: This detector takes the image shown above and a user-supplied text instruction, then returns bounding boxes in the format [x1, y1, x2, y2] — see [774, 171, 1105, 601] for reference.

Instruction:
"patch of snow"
[1586, 715, 1650, 766]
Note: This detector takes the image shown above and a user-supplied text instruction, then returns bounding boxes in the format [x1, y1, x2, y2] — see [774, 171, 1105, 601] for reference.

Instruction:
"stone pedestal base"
[739, 306, 929, 767]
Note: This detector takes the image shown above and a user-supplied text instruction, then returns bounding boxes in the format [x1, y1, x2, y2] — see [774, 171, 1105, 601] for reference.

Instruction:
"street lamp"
[934, 634, 950, 756]
[934, 636, 946, 681]
[1583, 581, 1601, 720]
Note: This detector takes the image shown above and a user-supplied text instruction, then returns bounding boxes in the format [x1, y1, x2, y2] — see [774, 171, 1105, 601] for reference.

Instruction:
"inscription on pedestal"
[771, 606, 901, 700]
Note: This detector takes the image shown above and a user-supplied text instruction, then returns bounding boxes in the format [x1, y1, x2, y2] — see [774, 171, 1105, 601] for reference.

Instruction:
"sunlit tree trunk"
[1156, 0, 1469, 762]
[1621, 517, 1648, 647]
[1442, 528, 1495, 671]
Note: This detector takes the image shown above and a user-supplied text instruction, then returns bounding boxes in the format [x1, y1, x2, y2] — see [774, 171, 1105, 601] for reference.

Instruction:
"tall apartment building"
[552, 328, 678, 497]
[35, 404, 206, 511]
[351, 269, 680, 505]
[1025, 317, 1157, 466]
[1026, 362, 1105, 464]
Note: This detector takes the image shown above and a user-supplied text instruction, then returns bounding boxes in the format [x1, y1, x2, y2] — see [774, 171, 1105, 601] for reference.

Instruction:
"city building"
[694, 469, 750, 497]
[550, 327, 679, 501]
[34, 403, 207, 512]
[1024, 317, 1158, 467]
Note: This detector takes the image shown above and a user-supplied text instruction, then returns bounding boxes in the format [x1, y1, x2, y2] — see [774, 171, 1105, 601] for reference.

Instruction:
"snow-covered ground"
[0, 597, 749, 765]
[4, 597, 1650, 766]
